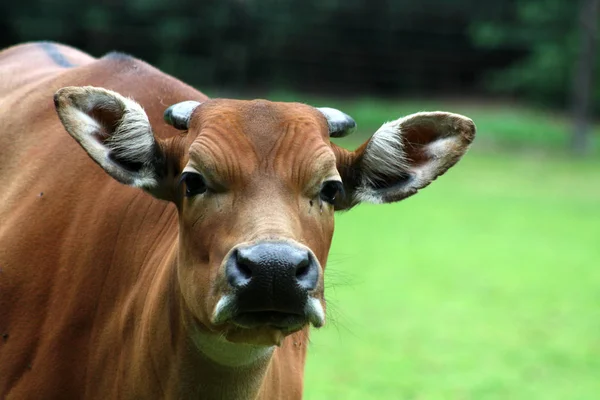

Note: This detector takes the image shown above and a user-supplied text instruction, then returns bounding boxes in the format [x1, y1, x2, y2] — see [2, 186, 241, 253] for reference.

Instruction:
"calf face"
[54, 86, 475, 346]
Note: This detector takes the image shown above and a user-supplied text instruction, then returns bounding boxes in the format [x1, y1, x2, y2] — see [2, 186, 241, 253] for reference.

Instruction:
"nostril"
[294, 254, 318, 291]
[226, 249, 255, 288]
[237, 261, 253, 280]
[295, 259, 310, 279]
[235, 248, 256, 279]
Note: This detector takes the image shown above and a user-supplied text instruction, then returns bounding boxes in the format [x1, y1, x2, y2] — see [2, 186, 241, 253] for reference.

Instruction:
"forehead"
[187, 99, 335, 172]
[197, 97, 325, 122]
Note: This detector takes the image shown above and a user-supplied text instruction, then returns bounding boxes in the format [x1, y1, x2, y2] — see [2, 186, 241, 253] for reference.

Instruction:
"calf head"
[55, 86, 475, 346]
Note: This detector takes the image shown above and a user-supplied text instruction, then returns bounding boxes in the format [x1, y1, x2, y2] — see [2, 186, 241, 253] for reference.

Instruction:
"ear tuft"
[360, 118, 410, 191]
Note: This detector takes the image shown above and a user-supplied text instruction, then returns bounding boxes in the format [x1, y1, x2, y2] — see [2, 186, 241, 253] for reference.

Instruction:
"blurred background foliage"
[471, 0, 598, 111]
[0, 0, 596, 113]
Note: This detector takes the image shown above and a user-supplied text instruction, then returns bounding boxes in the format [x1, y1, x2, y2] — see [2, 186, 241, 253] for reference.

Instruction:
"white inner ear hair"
[93, 90, 158, 189]
[104, 93, 155, 169]
[355, 118, 409, 204]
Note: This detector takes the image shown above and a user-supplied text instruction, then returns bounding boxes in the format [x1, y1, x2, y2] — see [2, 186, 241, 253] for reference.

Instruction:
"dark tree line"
[0, 1, 520, 94]
[1, 0, 597, 122]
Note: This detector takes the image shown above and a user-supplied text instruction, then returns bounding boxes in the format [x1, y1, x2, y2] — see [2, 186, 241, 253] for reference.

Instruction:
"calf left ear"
[54, 86, 166, 194]
[334, 112, 475, 210]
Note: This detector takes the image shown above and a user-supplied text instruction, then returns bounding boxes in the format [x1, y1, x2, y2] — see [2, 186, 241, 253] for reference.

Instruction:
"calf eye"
[180, 172, 207, 197]
[320, 180, 343, 204]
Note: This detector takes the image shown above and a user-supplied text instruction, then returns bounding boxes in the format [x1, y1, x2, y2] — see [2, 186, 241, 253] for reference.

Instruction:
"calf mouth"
[232, 310, 307, 331]
[212, 295, 325, 333]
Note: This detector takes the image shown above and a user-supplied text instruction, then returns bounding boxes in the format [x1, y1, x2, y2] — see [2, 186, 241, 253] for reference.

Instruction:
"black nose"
[225, 242, 320, 313]
[227, 242, 319, 291]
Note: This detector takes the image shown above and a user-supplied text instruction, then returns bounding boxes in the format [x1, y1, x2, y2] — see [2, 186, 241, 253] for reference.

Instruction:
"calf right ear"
[333, 111, 475, 210]
[54, 86, 167, 196]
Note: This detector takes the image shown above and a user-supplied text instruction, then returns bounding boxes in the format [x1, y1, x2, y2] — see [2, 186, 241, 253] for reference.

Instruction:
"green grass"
[303, 151, 600, 399]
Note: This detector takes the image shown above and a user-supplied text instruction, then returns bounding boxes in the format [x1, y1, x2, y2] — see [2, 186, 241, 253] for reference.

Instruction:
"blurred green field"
[303, 151, 600, 399]
[266, 95, 600, 399]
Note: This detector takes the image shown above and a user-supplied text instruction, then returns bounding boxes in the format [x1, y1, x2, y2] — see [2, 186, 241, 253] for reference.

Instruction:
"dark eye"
[180, 172, 207, 197]
[320, 180, 343, 204]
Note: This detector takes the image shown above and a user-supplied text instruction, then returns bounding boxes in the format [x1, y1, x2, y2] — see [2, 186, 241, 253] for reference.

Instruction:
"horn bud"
[317, 107, 357, 137]
[164, 101, 202, 130]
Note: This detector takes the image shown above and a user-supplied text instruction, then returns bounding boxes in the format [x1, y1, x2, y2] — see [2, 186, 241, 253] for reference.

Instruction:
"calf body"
[0, 42, 475, 399]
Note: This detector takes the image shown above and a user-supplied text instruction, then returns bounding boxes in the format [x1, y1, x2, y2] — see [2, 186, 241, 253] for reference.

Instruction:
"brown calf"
[0, 42, 475, 399]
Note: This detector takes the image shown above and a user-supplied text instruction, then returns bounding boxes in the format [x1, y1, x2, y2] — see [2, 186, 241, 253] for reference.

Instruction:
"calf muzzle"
[224, 241, 320, 329]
